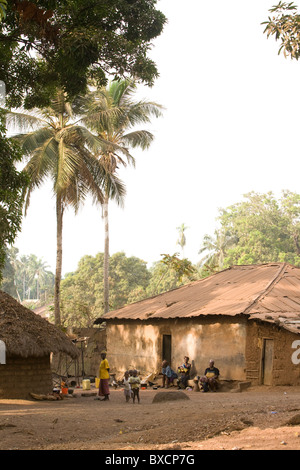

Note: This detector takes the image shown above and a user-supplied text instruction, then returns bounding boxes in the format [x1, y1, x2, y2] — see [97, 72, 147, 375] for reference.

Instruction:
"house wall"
[246, 320, 300, 386]
[0, 355, 53, 399]
[106, 317, 247, 381]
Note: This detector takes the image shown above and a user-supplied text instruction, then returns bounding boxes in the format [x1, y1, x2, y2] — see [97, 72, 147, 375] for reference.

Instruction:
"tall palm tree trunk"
[103, 194, 110, 314]
[54, 194, 63, 325]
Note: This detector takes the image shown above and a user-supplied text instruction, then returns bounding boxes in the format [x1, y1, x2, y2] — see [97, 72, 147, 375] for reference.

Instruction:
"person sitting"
[162, 360, 178, 388]
[199, 360, 220, 392]
[177, 356, 191, 389]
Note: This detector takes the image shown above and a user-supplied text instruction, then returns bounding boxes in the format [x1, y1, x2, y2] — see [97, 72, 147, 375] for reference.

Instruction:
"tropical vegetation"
[77, 79, 163, 314]
[2, 247, 54, 302]
[6, 90, 126, 325]
[0, 0, 166, 109]
[60, 251, 199, 327]
[198, 191, 300, 273]
[0, 113, 28, 282]
[262, 2, 300, 60]
[1, 246, 200, 327]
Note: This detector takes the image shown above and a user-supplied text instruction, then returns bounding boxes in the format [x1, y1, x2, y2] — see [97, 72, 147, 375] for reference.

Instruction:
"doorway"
[162, 335, 172, 365]
[261, 339, 274, 385]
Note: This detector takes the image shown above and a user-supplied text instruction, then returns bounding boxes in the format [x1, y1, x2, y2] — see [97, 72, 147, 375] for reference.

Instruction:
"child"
[123, 371, 132, 403]
[129, 369, 141, 403]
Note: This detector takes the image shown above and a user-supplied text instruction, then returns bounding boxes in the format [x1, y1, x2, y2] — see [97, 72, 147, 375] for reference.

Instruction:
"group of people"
[161, 356, 192, 390]
[162, 357, 220, 393]
[96, 351, 220, 403]
[123, 369, 141, 404]
[96, 350, 142, 403]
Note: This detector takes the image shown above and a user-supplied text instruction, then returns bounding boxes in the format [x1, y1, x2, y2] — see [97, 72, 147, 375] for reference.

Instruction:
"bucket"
[61, 387, 68, 395]
[82, 379, 91, 390]
[95, 378, 100, 389]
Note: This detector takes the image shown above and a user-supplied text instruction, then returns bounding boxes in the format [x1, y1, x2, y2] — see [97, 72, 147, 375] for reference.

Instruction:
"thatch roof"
[0, 290, 79, 358]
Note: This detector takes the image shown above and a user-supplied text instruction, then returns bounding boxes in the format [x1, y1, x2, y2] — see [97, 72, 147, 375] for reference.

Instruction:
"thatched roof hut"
[0, 290, 78, 399]
[0, 290, 78, 358]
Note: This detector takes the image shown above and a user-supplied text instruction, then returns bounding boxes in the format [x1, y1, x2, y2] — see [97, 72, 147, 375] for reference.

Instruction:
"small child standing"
[123, 371, 132, 403]
[129, 369, 141, 403]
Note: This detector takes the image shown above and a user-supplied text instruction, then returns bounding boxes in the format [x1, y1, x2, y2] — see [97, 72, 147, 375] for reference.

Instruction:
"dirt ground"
[1, 385, 300, 451]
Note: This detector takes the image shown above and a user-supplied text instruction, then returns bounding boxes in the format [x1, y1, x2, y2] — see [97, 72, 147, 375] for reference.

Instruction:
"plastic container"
[82, 379, 91, 390]
[61, 387, 68, 395]
[95, 378, 100, 389]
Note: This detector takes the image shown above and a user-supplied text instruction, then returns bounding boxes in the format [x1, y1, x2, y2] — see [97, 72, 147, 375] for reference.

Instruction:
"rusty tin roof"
[96, 263, 300, 334]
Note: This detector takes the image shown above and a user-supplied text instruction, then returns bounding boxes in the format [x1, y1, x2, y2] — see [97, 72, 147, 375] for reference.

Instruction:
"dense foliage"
[262, 2, 300, 60]
[59, 251, 198, 327]
[199, 191, 300, 272]
[0, 0, 166, 109]
[0, 115, 28, 282]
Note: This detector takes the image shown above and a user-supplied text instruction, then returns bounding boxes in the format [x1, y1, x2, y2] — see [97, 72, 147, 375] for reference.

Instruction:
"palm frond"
[23, 138, 58, 213]
[109, 79, 136, 107]
[12, 127, 54, 157]
[121, 130, 154, 150]
[65, 125, 113, 155]
[81, 150, 126, 207]
[56, 139, 84, 193]
[116, 100, 164, 129]
[2, 108, 49, 132]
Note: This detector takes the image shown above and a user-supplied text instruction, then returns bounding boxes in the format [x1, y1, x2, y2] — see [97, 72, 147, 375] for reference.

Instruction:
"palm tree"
[27, 254, 50, 300]
[198, 229, 238, 270]
[79, 80, 163, 314]
[6, 91, 125, 325]
[176, 223, 189, 258]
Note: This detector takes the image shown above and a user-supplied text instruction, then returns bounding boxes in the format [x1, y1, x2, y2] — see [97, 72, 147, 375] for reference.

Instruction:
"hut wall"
[0, 355, 52, 399]
[106, 317, 247, 381]
[246, 321, 300, 386]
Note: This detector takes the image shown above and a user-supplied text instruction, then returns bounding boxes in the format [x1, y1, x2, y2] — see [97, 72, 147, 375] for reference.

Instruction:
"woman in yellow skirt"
[97, 350, 110, 401]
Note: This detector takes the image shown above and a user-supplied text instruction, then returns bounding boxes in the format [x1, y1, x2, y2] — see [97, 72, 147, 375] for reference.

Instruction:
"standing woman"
[98, 350, 110, 401]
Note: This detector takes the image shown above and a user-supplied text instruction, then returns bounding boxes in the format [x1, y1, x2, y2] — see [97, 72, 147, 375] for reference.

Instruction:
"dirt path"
[0, 386, 300, 450]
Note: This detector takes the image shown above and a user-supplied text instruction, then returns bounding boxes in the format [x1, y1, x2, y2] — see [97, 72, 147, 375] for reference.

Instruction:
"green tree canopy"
[199, 191, 300, 272]
[60, 251, 151, 327]
[262, 2, 300, 60]
[147, 253, 198, 297]
[0, 114, 28, 281]
[0, 0, 166, 109]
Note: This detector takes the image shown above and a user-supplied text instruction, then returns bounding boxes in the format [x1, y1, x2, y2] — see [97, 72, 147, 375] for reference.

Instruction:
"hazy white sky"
[14, 0, 300, 275]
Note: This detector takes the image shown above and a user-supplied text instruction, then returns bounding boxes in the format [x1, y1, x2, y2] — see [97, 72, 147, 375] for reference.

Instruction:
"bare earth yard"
[1, 385, 300, 451]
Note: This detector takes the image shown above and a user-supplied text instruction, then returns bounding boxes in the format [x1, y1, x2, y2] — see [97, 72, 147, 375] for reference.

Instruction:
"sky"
[13, 0, 300, 276]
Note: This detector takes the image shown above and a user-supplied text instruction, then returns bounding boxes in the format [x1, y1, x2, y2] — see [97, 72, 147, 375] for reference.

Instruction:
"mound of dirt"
[152, 391, 190, 403]
[284, 414, 300, 426]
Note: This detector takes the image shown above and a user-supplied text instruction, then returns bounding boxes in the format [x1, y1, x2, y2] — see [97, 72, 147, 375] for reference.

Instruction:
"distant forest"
[3, 190, 300, 327]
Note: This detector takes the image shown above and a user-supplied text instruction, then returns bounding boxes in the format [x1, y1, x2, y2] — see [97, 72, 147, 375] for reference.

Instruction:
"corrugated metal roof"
[96, 263, 300, 334]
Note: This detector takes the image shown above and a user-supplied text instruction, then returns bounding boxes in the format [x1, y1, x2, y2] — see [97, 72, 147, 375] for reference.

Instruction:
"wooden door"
[162, 335, 172, 365]
[262, 339, 274, 385]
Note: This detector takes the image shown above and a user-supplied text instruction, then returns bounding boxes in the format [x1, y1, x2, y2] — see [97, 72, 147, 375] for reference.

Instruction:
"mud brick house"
[0, 290, 78, 399]
[95, 263, 300, 386]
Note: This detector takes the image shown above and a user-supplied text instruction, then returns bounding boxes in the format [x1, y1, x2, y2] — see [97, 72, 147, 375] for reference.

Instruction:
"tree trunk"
[54, 194, 64, 326]
[103, 195, 110, 314]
